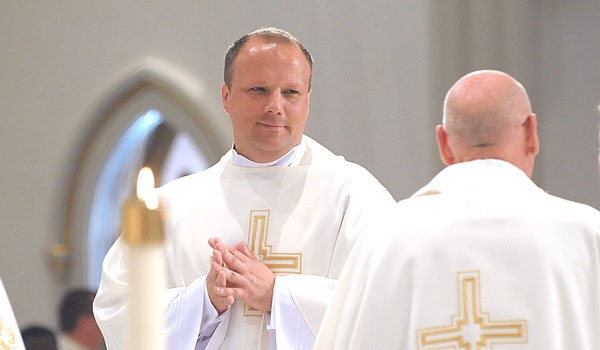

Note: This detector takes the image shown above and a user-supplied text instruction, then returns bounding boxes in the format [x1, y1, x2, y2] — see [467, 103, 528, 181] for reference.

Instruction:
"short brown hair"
[223, 27, 313, 89]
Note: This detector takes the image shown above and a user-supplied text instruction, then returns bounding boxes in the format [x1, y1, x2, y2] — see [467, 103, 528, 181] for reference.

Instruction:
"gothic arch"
[49, 59, 231, 286]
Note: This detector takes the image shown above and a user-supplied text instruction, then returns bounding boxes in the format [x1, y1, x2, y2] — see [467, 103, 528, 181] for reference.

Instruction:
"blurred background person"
[21, 325, 58, 350]
[58, 288, 104, 350]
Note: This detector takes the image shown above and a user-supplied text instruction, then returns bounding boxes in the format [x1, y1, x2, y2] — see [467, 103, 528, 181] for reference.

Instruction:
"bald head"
[437, 70, 539, 177]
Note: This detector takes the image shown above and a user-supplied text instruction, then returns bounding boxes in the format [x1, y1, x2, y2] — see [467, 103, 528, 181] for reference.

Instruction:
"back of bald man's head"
[438, 70, 539, 177]
[443, 70, 532, 149]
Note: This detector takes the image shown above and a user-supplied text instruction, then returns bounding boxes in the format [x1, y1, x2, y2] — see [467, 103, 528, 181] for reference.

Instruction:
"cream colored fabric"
[57, 334, 87, 350]
[94, 136, 394, 349]
[0, 279, 25, 350]
[316, 159, 600, 349]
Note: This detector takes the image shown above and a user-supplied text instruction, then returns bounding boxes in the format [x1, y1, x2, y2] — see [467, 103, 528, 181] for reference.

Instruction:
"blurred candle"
[123, 167, 166, 350]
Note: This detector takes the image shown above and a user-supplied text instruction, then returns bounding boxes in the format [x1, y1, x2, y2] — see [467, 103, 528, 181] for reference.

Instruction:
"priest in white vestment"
[0, 278, 25, 350]
[93, 27, 394, 350]
[315, 70, 600, 349]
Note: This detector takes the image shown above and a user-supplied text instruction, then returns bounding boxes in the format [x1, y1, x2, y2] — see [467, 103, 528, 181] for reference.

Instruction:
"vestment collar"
[231, 136, 307, 167]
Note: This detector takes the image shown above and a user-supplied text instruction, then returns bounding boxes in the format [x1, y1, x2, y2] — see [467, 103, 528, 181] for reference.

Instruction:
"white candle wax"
[127, 242, 166, 350]
[123, 167, 166, 350]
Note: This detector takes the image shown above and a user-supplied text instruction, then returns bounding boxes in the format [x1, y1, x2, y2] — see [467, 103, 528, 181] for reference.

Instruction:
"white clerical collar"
[232, 139, 306, 167]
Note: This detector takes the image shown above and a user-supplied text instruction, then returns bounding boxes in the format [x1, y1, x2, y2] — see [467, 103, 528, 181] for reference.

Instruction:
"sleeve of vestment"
[92, 238, 230, 350]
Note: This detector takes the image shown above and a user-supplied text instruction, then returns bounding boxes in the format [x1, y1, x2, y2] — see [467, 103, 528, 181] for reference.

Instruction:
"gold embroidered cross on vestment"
[416, 270, 527, 349]
[244, 210, 302, 317]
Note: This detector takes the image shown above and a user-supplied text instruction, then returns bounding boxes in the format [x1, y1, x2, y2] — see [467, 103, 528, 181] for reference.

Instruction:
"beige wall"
[1, 1, 598, 330]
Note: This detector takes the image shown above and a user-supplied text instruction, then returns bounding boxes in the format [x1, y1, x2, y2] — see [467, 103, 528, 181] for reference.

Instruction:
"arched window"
[50, 60, 231, 288]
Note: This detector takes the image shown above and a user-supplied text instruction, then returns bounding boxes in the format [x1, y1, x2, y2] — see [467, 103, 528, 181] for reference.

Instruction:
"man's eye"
[284, 90, 299, 95]
[249, 87, 266, 93]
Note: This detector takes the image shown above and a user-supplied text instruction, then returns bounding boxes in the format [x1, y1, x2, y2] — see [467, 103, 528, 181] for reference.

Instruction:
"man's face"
[221, 37, 311, 163]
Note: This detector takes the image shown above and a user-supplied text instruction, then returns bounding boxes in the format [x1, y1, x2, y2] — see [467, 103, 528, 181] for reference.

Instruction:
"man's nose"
[264, 90, 283, 114]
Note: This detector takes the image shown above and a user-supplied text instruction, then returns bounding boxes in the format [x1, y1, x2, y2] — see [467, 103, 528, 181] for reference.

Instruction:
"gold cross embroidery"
[416, 270, 527, 349]
[0, 317, 17, 350]
[244, 210, 302, 316]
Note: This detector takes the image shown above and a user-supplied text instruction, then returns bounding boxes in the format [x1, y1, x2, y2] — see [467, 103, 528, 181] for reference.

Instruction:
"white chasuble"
[315, 159, 600, 350]
[94, 136, 394, 349]
[0, 279, 25, 350]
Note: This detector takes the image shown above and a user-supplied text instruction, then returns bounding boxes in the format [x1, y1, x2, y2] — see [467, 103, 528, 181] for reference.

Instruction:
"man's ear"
[436, 125, 455, 165]
[221, 83, 230, 113]
[524, 113, 540, 156]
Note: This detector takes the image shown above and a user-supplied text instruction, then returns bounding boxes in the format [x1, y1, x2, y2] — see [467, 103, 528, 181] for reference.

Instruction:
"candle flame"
[136, 167, 159, 210]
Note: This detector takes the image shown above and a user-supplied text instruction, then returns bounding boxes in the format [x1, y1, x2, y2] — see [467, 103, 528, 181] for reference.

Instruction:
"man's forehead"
[235, 40, 308, 72]
[247, 42, 277, 54]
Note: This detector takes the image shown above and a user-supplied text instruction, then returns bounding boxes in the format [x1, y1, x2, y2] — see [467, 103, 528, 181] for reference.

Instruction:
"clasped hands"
[207, 237, 275, 314]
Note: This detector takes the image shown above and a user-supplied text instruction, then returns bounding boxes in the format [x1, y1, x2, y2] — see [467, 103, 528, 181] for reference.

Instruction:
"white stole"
[0, 279, 25, 350]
